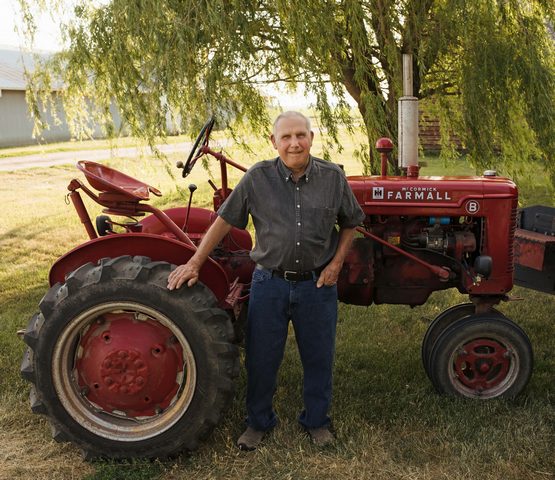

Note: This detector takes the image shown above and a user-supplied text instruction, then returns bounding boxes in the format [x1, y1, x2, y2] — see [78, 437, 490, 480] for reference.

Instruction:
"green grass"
[0, 131, 554, 479]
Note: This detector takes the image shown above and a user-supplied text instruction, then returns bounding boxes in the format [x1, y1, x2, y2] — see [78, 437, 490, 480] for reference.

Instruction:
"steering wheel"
[180, 117, 215, 178]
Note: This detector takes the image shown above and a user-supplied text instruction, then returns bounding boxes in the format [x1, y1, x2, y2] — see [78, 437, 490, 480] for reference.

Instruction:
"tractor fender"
[49, 233, 230, 303]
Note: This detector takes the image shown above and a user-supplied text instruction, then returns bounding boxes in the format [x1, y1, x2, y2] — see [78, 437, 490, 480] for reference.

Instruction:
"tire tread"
[21, 255, 238, 459]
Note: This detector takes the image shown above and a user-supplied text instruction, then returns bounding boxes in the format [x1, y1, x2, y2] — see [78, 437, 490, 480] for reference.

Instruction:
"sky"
[0, 0, 64, 51]
[0, 0, 332, 108]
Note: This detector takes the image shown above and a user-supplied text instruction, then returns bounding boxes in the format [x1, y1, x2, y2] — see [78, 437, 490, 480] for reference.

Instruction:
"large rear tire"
[20, 255, 239, 459]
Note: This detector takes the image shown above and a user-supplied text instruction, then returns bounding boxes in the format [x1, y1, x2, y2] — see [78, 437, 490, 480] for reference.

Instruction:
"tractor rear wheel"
[20, 255, 239, 459]
[428, 314, 533, 399]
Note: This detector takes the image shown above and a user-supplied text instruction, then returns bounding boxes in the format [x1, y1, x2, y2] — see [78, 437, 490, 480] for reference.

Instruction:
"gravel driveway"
[0, 141, 194, 172]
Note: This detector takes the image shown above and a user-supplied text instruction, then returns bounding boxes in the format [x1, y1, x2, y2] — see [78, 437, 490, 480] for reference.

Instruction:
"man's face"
[271, 115, 314, 173]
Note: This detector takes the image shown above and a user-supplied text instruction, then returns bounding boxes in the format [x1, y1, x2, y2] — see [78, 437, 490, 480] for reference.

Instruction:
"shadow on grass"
[84, 460, 163, 480]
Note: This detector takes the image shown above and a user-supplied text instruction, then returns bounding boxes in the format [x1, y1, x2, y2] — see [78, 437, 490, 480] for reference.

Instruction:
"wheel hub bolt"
[99, 349, 149, 395]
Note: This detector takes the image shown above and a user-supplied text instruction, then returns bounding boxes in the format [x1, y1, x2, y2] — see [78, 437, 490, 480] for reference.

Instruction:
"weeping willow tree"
[20, 0, 555, 182]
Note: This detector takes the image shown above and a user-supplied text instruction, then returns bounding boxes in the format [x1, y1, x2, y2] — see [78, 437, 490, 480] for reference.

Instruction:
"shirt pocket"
[306, 207, 337, 242]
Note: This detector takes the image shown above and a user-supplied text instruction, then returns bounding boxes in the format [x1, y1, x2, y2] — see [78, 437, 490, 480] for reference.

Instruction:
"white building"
[0, 46, 129, 148]
[0, 46, 74, 147]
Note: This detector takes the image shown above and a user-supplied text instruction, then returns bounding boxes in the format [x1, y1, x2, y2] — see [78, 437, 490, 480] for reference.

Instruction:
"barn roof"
[0, 46, 52, 91]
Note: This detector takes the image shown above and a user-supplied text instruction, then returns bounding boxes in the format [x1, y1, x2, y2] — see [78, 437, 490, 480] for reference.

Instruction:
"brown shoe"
[307, 427, 335, 446]
[237, 426, 265, 451]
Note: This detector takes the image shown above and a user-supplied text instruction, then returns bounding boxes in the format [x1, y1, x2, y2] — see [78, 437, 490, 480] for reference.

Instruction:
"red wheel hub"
[76, 313, 184, 417]
[100, 349, 148, 395]
[454, 339, 510, 391]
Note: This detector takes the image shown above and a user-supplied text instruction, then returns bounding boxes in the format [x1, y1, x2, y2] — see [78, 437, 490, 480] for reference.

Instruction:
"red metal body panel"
[348, 175, 517, 211]
[49, 234, 230, 303]
[514, 229, 555, 271]
[343, 175, 518, 304]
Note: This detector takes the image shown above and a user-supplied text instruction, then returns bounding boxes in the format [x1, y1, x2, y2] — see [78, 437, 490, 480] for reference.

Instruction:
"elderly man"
[168, 111, 364, 450]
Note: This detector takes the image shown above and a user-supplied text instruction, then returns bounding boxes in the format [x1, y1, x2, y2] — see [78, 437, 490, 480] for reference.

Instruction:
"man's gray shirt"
[217, 156, 365, 272]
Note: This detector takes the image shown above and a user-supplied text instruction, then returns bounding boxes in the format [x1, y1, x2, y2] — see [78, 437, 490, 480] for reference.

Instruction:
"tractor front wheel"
[421, 303, 505, 380]
[20, 256, 238, 459]
[428, 315, 533, 399]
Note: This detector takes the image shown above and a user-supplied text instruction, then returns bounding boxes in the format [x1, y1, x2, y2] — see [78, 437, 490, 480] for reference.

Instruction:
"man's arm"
[167, 216, 233, 290]
[316, 227, 356, 288]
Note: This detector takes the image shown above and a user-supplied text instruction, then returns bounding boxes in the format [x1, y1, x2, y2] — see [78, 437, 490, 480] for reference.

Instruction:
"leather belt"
[257, 264, 326, 282]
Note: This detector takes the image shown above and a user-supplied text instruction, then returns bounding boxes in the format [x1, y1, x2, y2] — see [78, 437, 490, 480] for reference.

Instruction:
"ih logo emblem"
[373, 187, 384, 199]
[465, 200, 480, 214]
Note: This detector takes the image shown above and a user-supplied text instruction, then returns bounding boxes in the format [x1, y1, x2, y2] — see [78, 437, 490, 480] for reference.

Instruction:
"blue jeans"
[245, 266, 338, 431]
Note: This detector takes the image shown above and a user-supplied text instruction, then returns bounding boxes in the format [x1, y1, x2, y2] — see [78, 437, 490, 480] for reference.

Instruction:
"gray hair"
[272, 111, 311, 135]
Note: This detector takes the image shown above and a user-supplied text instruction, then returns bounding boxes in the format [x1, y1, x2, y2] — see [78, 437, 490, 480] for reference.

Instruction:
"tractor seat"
[77, 160, 162, 201]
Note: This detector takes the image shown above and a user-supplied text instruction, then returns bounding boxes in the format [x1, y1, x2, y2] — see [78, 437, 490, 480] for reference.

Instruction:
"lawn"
[0, 130, 554, 480]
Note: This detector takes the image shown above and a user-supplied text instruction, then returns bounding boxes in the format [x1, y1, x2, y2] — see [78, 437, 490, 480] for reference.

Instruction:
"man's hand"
[167, 216, 234, 290]
[167, 262, 200, 290]
[316, 262, 342, 288]
[316, 226, 356, 288]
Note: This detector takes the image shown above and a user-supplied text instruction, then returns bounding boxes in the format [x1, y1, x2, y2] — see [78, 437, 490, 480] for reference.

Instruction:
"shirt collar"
[277, 155, 313, 183]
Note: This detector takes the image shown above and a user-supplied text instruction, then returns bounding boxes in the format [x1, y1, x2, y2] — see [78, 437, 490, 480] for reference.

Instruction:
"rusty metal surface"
[515, 229, 555, 242]
[514, 229, 555, 271]
[514, 226, 555, 294]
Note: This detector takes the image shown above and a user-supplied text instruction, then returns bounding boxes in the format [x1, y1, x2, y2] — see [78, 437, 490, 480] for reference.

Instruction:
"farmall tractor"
[20, 59, 554, 459]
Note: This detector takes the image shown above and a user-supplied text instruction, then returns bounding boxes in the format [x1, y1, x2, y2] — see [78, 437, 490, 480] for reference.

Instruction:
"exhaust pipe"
[398, 54, 419, 177]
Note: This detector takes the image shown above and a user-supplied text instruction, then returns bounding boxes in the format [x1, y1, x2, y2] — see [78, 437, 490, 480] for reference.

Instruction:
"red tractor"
[19, 117, 541, 458]
[20, 62, 552, 457]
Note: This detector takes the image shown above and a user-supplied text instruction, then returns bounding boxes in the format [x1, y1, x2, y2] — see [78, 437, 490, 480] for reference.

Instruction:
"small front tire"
[429, 315, 533, 399]
[421, 303, 505, 379]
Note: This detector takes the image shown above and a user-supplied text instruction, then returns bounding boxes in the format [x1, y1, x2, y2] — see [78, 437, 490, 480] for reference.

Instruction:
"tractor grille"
[507, 199, 518, 273]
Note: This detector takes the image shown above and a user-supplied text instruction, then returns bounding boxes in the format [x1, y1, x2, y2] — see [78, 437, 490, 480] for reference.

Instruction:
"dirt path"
[0, 141, 194, 172]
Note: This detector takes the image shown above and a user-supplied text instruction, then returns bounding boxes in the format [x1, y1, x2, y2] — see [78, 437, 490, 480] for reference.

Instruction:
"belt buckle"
[283, 270, 297, 281]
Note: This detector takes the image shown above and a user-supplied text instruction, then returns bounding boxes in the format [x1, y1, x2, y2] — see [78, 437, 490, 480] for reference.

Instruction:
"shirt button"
[297, 222, 301, 226]
[297, 204, 300, 208]
[295, 260, 299, 263]
[297, 242, 300, 246]
[296, 187, 300, 191]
